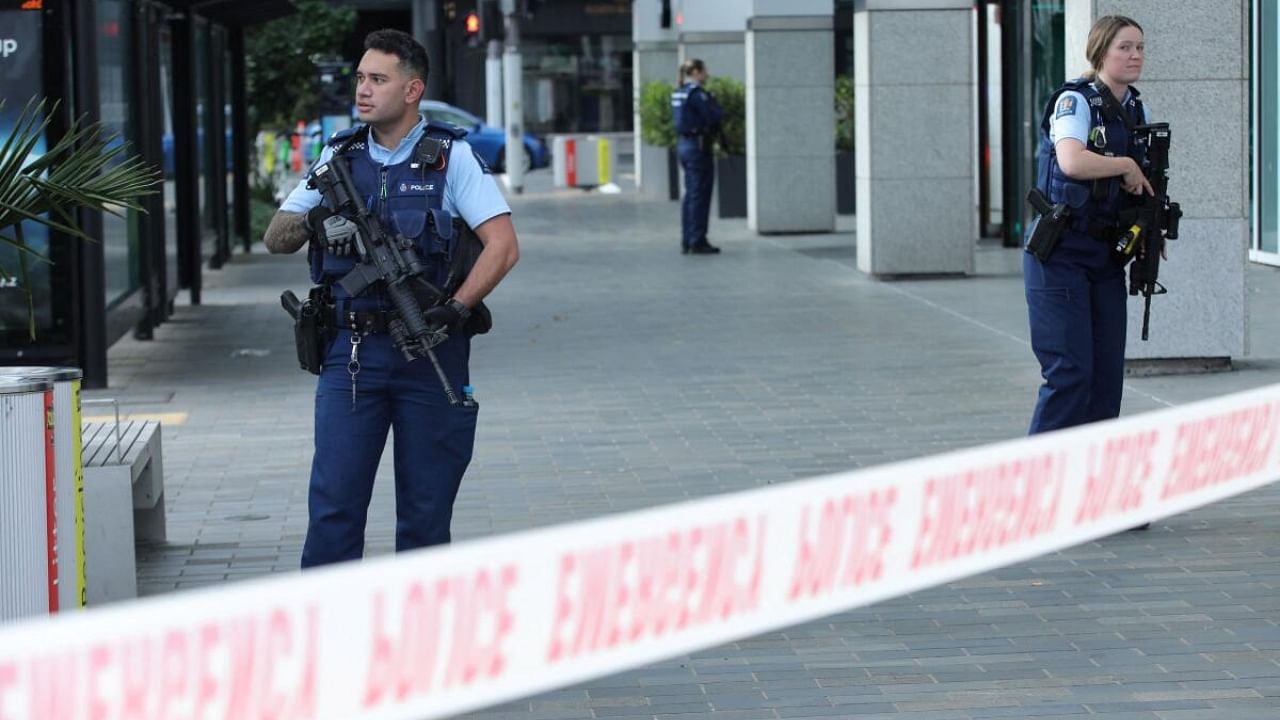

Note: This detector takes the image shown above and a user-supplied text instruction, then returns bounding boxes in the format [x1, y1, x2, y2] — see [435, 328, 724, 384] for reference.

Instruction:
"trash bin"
[552, 135, 576, 187]
[553, 135, 619, 189]
[0, 376, 57, 621]
[0, 366, 85, 611]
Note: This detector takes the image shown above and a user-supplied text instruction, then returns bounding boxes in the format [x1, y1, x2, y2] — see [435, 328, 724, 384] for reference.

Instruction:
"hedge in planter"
[639, 80, 679, 200]
[704, 76, 746, 218]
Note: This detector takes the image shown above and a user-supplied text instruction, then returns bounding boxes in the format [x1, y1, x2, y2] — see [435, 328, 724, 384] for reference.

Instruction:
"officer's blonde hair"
[679, 58, 706, 84]
[1082, 15, 1143, 81]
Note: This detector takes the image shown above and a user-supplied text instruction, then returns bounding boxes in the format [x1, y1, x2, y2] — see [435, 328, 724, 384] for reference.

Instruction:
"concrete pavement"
[88, 183, 1280, 719]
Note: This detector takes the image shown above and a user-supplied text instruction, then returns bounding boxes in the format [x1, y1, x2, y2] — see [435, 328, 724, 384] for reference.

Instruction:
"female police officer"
[1025, 15, 1154, 435]
[671, 58, 724, 254]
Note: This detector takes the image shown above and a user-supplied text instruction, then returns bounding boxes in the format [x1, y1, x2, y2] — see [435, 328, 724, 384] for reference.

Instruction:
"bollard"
[0, 376, 56, 621]
[0, 367, 85, 611]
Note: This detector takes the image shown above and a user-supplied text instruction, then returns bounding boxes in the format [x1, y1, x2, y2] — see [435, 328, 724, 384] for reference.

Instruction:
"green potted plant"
[0, 98, 159, 338]
[639, 80, 679, 201]
[705, 76, 746, 219]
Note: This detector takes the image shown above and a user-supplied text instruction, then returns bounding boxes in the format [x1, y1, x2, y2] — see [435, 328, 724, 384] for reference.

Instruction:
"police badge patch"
[1055, 94, 1077, 119]
[473, 149, 492, 174]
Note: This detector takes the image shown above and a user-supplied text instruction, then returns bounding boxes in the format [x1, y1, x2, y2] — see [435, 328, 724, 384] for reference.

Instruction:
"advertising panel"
[0, 1, 58, 342]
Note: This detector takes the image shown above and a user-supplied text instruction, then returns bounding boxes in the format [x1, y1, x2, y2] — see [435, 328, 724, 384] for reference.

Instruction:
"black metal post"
[132, 1, 164, 339]
[207, 26, 229, 270]
[171, 11, 202, 304]
[975, 0, 992, 238]
[230, 25, 252, 252]
[68, 0, 108, 387]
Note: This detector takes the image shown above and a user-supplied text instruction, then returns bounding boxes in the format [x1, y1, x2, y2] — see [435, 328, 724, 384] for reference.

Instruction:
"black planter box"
[717, 154, 747, 218]
[836, 151, 856, 215]
[667, 147, 679, 201]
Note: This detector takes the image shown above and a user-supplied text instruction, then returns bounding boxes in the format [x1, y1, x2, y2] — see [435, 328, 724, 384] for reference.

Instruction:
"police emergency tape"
[2, 384, 1279, 720]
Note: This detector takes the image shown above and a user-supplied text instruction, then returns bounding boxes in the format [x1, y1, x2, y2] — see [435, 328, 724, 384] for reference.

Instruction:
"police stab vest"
[309, 121, 468, 312]
[671, 82, 704, 136]
[1035, 79, 1146, 233]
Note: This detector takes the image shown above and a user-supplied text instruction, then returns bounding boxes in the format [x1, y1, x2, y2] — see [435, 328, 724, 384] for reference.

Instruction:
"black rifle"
[307, 156, 461, 405]
[1113, 123, 1182, 340]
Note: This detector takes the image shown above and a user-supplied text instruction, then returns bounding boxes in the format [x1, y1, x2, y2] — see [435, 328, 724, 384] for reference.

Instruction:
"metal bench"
[80, 417, 165, 604]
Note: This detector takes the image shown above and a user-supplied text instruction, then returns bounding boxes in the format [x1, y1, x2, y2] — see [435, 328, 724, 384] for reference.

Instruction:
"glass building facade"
[0, 0, 285, 386]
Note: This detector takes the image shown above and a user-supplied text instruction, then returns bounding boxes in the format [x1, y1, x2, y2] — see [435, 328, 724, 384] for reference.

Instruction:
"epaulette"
[425, 120, 468, 140]
[327, 125, 363, 146]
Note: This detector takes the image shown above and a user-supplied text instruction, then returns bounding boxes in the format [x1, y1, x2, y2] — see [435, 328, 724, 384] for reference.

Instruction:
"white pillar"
[633, 0, 679, 198]
[855, 0, 975, 276]
[485, 39, 503, 130]
[502, 8, 524, 193]
[746, 2, 835, 234]
[1065, 0, 1246, 361]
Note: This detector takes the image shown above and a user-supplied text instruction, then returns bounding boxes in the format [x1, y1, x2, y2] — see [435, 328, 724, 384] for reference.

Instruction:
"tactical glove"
[423, 298, 471, 333]
[320, 215, 361, 257]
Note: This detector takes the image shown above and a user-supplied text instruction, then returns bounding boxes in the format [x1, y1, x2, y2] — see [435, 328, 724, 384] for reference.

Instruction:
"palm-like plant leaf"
[0, 97, 161, 338]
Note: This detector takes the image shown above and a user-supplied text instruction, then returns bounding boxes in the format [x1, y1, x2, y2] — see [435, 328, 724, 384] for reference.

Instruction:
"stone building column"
[633, 0, 679, 198]
[855, 0, 975, 276]
[675, 0, 748, 82]
[746, 1, 835, 234]
[1066, 1, 1247, 361]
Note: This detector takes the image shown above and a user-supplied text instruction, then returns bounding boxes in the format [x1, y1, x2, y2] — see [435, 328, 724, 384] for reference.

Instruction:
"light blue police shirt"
[1050, 88, 1152, 146]
[280, 116, 511, 229]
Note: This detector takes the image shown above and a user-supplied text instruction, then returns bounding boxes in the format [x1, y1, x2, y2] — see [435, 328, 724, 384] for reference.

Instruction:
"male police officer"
[671, 58, 723, 255]
[263, 29, 518, 567]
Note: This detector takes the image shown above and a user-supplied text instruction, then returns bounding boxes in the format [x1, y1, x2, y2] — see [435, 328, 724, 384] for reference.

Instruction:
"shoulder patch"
[1054, 94, 1078, 119]
[472, 149, 492, 174]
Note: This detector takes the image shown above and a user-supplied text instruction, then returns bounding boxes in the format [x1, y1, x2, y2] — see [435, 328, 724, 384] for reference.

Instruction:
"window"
[1256, 0, 1279, 257]
[97, 0, 139, 307]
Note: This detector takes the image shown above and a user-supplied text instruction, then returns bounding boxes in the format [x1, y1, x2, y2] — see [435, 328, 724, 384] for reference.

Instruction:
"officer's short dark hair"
[364, 29, 429, 83]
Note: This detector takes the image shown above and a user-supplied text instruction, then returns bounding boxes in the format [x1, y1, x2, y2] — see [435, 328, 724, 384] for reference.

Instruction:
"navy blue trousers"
[1024, 230, 1127, 434]
[301, 329, 478, 568]
[679, 142, 714, 249]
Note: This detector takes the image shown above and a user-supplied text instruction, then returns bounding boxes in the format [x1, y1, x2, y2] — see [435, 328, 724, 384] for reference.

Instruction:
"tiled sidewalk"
[91, 190, 1280, 719]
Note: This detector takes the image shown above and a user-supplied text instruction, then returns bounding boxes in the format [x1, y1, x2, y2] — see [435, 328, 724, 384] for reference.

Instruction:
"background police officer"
[671, 58, 723, 255]
[263, 29, 519, 568]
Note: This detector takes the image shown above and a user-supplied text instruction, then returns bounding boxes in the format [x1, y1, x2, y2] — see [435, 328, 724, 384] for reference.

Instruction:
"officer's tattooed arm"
[263, 211, 311, 254]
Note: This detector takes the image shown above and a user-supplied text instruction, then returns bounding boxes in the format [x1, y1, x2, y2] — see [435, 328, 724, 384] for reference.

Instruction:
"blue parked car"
[418, 100, 549, 173]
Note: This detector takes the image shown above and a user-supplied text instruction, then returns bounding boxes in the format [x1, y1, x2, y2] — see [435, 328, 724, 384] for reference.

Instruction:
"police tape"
[1, 383, 1278, 720]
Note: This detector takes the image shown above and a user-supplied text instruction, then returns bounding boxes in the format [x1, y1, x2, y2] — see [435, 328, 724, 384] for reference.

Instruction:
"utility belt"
[1027, 188, 1134, 262]
[679, 131, 713, 152]
[336, 307, 397, 335]
[280, 284, 495, 376]
[331, 300, 493, 338]
[1081, 220, 1125, 243]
